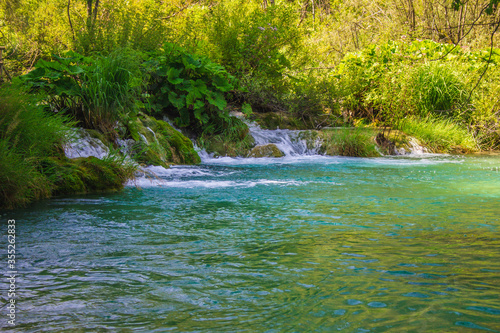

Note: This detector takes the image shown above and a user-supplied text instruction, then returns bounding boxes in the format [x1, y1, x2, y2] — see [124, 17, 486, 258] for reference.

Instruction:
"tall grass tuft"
[0, 86, 70, 209]
[398, 116, 477, 153]
[80, 51, 140, 135]
[409, 62, 469, 119]
[320, 128, 381, 157]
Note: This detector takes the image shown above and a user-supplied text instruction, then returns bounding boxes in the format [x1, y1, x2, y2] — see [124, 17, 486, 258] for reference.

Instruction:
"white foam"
[64, 129, 109, 159]
[126, 178, 311, 189]
[139, 165, 214, 178]
[248, 123, 322, 157]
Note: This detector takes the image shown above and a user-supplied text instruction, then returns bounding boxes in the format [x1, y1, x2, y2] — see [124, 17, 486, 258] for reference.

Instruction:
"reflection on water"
[1, 155, 499, 332]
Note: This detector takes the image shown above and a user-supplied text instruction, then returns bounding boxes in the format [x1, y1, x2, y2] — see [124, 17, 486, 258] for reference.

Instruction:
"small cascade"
[395, 137, 429, 155]
[248, 123, 322, 157]
[138, 133, 149, 145]
[407, 138, 429, 155]
[64, 129, 109, 159]
[146, 127, 158, 143]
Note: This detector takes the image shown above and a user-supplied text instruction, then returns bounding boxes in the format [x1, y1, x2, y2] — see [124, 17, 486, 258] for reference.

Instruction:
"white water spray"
[64, 129, 109, 159]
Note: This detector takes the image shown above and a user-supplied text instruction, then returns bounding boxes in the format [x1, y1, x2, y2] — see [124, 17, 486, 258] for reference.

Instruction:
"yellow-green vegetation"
[319, 128, 382, 157]
[398, 116, 478, 153]
[1, 0, 500, 208]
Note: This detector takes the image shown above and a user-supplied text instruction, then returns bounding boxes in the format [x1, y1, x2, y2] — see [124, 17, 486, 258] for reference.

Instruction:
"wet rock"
[247, 144, 285, 158]
[375, 132, 397, 155]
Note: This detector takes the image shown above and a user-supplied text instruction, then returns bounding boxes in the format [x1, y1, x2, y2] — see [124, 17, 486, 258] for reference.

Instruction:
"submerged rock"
[247, 144, 285, 158]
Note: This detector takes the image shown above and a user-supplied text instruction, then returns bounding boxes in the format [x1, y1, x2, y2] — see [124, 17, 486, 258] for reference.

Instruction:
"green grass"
[319, 128, 381, 157]
[398, 116, 477, 153]
[80, 50, 140, 135]
[409, 62, 469, 119]
[0, 86, 70, 209]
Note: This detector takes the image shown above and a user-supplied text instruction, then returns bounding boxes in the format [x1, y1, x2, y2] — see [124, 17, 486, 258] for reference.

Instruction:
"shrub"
[143, 43, 246, 140]
[20, 50, 140, 136]
[409, 62, 469, 119]
[204, 1, 303, 81]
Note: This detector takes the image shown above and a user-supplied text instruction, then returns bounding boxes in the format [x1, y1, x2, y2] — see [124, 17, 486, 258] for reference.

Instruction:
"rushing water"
[1, 154, 500, 332]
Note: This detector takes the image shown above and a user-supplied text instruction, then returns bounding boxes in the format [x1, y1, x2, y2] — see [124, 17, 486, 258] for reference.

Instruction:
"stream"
[1, 128, 500, 332]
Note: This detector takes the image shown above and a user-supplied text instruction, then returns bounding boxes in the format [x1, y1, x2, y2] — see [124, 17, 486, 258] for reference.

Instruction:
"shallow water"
[1, 155, 500, 332]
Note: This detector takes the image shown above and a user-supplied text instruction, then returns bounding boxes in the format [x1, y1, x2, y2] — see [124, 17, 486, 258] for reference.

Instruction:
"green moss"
[41, 156, 136, 195]
[126, 114, 200, 166]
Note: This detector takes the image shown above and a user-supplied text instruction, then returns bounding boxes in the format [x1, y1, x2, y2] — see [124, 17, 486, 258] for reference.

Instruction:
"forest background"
[1, 0, 500, 209]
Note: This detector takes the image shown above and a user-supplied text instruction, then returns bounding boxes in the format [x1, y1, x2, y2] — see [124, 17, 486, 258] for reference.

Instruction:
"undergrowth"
[398, 116, 477, 153]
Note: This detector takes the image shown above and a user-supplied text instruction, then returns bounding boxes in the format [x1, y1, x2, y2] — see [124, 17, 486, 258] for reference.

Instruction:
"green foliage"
[319, 128, 381, 157]
[20, 50, 140, 135]
[408, 62, 469, 118]
[338, 40, 499, 121]
[333, 40, 499, 150]
[398, 116, 477, 153]
[143, 44, 247, 139]
[75, 0, 168, 54]
[205, 2, 302, 80]
[0, 86, 69, 209]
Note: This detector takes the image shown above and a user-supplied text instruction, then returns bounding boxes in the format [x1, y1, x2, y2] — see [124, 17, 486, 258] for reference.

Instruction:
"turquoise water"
[2, 154, 500, 332]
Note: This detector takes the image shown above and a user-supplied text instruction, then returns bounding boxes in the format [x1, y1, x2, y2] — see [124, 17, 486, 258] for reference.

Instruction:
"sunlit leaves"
[145, 43, 235, 128]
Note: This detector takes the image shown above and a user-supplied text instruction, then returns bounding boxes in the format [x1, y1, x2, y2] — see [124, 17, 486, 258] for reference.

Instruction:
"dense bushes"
[331, 40, 500, 149]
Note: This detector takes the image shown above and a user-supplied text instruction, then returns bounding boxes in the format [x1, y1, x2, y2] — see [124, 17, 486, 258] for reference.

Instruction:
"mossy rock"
[126, 114, 200, 167]
[247, 144, 285, 158]
[40, 156, 135, 195]
[295, 130, 322, 151]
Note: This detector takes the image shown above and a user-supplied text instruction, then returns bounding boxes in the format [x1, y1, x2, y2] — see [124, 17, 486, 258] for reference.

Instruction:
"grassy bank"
[0, 87, 137, 209]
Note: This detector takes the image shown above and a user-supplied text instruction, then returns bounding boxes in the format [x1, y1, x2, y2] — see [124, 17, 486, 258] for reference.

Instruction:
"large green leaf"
[181, 54, 202, 70]
[206, 91, 227, 111]
[23, 67, 46, 80]
[67, 65, 85, 75]
[176, 109, 190, 127]
[212, 75, 233, 92]
[194, 107, 209, 124]
[168, 91, 186, 109]
[167, 67, 184, 85]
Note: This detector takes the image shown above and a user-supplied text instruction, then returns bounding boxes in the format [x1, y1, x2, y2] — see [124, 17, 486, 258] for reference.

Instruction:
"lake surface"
[2, 154, 500, 332]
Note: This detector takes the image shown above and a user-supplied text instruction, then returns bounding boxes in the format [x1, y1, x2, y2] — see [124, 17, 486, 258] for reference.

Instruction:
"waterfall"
[395, 137, 429, 155]
[64, 129, 109, 159]
[248, 123, 322, 157]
